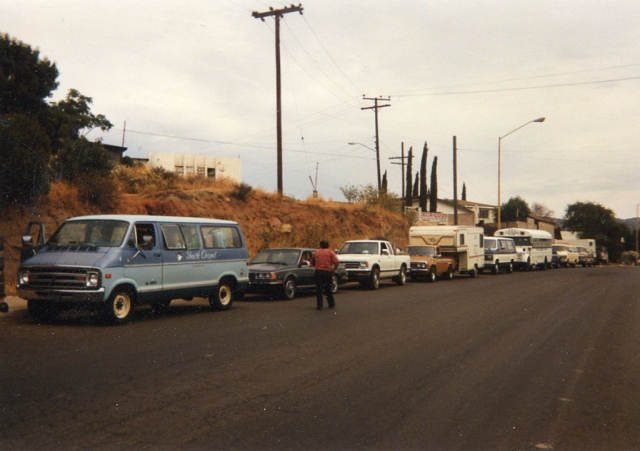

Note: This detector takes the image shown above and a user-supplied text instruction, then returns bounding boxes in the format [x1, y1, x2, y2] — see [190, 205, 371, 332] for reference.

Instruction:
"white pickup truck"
[336, 239, 410, 289]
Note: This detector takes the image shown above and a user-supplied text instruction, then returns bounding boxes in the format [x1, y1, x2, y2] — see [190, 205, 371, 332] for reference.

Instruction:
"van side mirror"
[22, 236, 34, 248]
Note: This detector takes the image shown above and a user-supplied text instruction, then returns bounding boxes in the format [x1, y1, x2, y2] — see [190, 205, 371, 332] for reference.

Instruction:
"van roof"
[67, 215, 238, 225]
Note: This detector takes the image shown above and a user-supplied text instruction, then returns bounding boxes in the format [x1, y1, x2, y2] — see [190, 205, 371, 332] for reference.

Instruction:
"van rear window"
[201, 226, 242, 249]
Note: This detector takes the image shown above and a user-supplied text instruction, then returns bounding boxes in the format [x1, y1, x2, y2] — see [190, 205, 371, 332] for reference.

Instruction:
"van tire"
[104, 288, 135, 324]
[469, 266, 478, 278]
[507, 261, 514, 273]
[283, 277, 297, 300]
[210, 281, 234, 311]
[492, 262, 499, 275]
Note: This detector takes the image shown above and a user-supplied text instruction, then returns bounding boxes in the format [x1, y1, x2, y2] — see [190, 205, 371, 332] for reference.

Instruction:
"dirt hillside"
[1, 179, 409, 296]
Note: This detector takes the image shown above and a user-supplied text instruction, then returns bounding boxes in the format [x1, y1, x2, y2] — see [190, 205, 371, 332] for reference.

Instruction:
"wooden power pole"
[252, 4, 303, 196]
[362, 96, 390, 191]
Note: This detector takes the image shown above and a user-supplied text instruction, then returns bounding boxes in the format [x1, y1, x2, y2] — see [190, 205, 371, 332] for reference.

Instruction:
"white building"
[146, 153, 241, 184]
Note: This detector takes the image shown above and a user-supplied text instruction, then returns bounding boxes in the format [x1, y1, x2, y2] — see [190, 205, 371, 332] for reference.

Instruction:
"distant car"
[405, 245, 455, 282]
[248, 248, 346, 300]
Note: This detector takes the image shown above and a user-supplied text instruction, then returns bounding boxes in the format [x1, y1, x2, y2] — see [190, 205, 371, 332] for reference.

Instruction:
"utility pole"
[453, 136, 458, 225]
[389, 142, 406, 198]
[362, 95, 390, 191]
[252, 4, 303, 197]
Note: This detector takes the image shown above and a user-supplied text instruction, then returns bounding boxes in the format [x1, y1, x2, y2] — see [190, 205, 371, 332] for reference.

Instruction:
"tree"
[564, 201, 630, 262]
[404, 147, 413, 207]
[54, 137, 114, 181]
[429, 156, 438, 212]
[531, 202, 554, 218]
[419, 142, 428, 212]
[461, 183, 467, 201]
[381, 170, 388, 194]
[500, 195, 531, 222]
[412, 172, 419, 197]
[0, 114, 51, 207]
[0, 34, 59, 116]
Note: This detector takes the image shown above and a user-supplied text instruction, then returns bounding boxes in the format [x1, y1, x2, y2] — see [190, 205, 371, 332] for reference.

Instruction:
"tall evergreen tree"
[412, 172, 420, 197]
[419, 142, 428, 212]
[404, 147, 413, 207]
[429, 156, 438, 212]
[381, 170, 388, 194]
[461, 183, 467, 201]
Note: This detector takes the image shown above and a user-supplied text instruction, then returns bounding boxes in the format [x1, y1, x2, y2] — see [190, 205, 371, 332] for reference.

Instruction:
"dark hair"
[320, 240, 329, 249]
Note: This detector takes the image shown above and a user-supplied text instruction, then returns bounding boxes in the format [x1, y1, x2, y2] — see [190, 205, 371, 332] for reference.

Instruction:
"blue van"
[17, 215, 249, 324]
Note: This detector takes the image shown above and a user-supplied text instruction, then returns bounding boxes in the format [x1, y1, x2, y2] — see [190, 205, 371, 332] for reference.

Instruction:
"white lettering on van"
[185, 250, 219, 261]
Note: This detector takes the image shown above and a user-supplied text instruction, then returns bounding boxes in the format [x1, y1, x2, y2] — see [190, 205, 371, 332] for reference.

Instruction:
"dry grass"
[1, 166, 409, 296]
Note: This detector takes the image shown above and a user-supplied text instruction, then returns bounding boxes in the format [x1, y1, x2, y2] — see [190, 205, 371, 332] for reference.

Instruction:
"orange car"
[406, 245, 455, 282]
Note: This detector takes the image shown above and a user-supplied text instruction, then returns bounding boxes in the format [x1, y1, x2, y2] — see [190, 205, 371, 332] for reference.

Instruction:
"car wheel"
[283, 277, 297, 300]
[210, 280, 234, 311]
[427, 267, 437, 283]
[330, 274, 339, 294]
[446, 265, 454, 280]
[507, 261, 514, 274]
[369, 268, 380, 290]
[104, 287, 135, 324]
[492, 261, 499, 275]
[395, 266, 407, 286]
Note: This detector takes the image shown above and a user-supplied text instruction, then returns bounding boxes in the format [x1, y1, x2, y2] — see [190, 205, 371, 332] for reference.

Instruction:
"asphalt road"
[1, 266, 639, 451]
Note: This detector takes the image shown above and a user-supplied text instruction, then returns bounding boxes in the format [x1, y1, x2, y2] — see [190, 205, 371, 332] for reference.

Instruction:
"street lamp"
[348, 142, 380, 190]
[497, 117, 546, 228]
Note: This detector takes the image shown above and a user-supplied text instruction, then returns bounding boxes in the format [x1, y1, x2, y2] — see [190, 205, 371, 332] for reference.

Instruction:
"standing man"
[310, 240, 340, 310]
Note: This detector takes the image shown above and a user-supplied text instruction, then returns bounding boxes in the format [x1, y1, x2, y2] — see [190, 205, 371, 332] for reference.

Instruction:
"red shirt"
[310, 248, 340, 272]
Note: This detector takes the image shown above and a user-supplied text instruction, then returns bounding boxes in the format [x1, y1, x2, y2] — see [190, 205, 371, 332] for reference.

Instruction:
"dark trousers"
[314, 270, 335, 308]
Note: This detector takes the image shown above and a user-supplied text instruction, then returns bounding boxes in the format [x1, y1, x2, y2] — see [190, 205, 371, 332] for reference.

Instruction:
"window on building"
[197, 167, 205, 176]
[174, 166, 184, 174]
[479, 209, 489, 219]
[207, 168, 216, 178]
[186, 166, 195, 174]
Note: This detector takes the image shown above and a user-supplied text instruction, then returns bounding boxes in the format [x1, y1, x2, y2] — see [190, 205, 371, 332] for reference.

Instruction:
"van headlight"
[87, 271, 100, 287]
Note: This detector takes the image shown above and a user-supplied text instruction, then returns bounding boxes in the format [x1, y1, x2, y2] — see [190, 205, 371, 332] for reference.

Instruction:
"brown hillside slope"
[1, 180, 409, 296]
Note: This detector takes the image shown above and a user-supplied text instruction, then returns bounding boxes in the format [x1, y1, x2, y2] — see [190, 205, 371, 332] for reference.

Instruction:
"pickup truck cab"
[576, 246, 595, 267]
[337, 239, 409, 289]
[406, 245, 455, 282]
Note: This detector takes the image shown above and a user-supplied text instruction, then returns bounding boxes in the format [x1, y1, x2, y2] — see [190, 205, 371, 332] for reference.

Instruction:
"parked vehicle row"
[14, 216, 598, 324]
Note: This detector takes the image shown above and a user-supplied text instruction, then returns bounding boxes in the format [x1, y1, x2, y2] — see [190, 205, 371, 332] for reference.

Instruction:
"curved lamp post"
[497, 117, 546, 228]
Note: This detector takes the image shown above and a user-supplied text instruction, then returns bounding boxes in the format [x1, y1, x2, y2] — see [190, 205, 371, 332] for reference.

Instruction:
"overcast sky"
[3, 0, 639, 218]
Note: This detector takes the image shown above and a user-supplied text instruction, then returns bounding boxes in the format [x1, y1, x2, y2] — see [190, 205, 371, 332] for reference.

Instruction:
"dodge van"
[17, 215, 249, 324]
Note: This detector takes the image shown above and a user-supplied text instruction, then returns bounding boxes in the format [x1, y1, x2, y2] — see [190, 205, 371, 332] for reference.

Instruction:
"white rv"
[495, 228, 553, 270]
[409, 226, 485, 277]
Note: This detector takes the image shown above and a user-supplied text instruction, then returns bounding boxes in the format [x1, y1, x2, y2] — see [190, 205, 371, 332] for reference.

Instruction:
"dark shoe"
[328, 303, 335, 309]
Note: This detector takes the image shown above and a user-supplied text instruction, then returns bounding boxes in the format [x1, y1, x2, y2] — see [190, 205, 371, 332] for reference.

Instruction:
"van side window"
[161, 224, 186, 250]
[130, 223, 156, 250]
[201, 226, 242, 249]
[180, 225, 201, 250]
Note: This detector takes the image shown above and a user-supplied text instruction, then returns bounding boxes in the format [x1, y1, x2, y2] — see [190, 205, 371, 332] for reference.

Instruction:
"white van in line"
[483, 236, 517, 274]
[17, 215, 250, 324]
[495, 228, 553, 270]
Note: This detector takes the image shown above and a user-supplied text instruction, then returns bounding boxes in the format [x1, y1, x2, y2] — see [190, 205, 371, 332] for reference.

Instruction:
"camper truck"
[408, 226, 485, 277]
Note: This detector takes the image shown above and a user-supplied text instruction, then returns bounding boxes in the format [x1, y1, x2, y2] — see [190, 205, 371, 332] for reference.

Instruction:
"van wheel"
[104, 288, 135, 324]
[369, 268, 380, 290]
[427, 267, 437, 283]
[210, 281, 233, 311]
[330, 274, 339, 294]
[469, 266, 478, 278]
[492, 262, 499, 275]
[28, 300, 59, 323]
[394, 266, 407, 285]
[507, 261, 514, 273]
[283, 277, 297, 300]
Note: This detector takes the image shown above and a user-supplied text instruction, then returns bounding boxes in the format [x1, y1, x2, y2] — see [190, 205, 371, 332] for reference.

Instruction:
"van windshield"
[48, 220, 129, 248]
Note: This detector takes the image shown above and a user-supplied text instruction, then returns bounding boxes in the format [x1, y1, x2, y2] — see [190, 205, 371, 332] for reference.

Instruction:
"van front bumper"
[16, 287, 106, 303]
